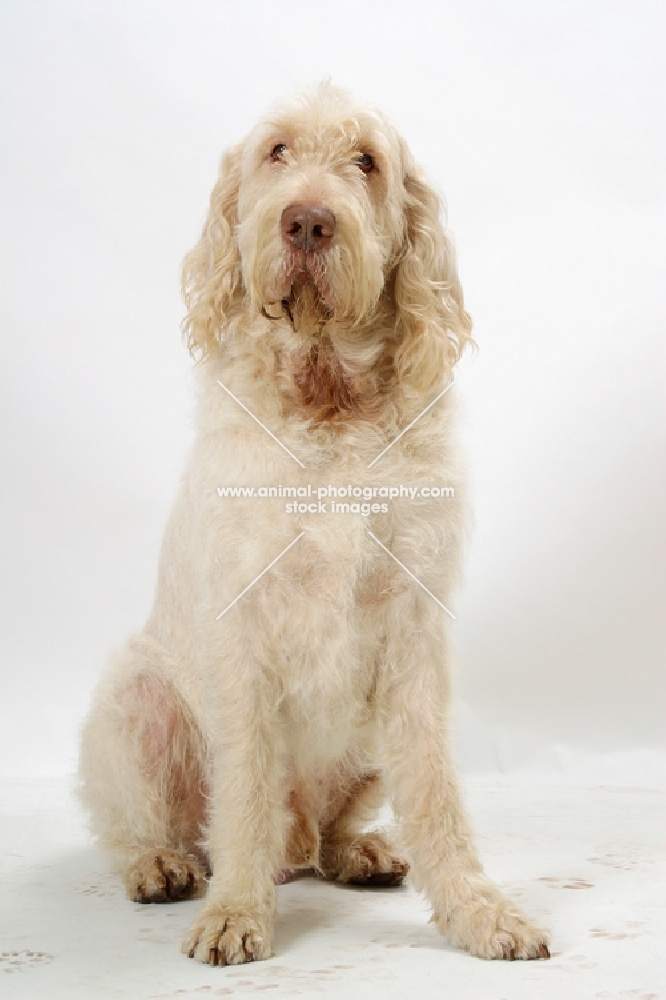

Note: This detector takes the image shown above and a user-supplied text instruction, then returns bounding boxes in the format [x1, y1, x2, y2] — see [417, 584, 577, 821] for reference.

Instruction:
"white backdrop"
[1, 0, 664, 783]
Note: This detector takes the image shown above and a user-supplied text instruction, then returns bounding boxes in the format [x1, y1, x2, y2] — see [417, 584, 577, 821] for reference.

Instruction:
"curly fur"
[79, 82, 549, 966]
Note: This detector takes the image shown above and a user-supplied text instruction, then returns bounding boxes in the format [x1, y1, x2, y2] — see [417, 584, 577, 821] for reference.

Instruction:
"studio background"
[1, 0, 664, 786]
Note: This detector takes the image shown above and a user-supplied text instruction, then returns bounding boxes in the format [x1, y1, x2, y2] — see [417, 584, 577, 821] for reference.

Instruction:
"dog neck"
[255, 275, 410, 424]
[292, 321, 401, 422]
[289, 336, 364, 417]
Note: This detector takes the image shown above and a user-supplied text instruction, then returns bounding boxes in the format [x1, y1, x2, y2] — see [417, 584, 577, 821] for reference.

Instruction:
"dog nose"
[281, 203, 336, 252]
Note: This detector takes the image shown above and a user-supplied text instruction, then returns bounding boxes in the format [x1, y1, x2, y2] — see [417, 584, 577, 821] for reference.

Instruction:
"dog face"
[235, 88, 406, 328]
[182, 83, 472, 396]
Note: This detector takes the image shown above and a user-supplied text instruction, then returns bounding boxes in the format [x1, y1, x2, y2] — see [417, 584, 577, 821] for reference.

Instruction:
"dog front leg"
[182, 669, 287, 966]
[380, 608, 550, 961]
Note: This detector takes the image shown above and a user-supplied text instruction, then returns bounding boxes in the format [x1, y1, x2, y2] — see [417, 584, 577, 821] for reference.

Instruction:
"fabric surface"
[1, 779, 663, 999]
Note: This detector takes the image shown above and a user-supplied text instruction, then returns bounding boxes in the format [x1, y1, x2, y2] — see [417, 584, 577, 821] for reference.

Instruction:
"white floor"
[1, 779, 664, 1000]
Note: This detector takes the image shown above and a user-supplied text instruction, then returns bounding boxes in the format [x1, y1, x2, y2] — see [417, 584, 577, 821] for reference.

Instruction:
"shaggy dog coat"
[79, 83, 550, 966]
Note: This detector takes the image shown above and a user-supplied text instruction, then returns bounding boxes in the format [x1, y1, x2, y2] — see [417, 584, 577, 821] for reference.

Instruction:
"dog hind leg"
[78, 635, 208, 903]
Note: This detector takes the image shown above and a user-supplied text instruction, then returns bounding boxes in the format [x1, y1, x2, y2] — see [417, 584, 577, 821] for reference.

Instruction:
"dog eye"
[271, 143, 288, 162]
[355, 153, 375, 174]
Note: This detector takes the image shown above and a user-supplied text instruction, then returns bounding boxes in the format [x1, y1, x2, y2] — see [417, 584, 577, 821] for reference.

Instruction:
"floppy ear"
[181, 143, 244, 359]
[393, 144, 474, 392]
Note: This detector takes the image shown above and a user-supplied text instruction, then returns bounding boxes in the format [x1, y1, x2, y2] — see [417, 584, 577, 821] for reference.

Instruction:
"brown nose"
[281, 203, 336, 252]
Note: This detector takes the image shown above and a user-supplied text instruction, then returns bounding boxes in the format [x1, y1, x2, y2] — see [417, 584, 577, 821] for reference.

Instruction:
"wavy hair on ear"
[393, 144, 474, 393]
[181, 143, 244, 359]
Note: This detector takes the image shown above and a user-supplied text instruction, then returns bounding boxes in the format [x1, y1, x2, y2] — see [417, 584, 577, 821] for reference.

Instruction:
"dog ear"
[181, 143, 244, 359]
[392, 144, 474, 392]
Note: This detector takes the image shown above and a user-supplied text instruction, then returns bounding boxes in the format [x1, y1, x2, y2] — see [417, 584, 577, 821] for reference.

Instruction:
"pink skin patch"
[273, 868, 295, 885]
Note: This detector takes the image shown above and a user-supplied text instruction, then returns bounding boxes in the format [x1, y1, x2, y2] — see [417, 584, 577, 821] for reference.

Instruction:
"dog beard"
[282, 274, 333, 334]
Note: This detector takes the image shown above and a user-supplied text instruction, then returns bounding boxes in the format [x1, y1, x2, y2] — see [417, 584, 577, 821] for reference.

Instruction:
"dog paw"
[441, 892, 550, 960]
[321, 832, 410, 887]
[182, 908, 272, 966]
[126, 848, 205, 903]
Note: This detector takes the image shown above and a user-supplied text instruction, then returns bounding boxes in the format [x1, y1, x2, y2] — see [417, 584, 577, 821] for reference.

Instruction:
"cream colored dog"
[79, 83, 550, 966]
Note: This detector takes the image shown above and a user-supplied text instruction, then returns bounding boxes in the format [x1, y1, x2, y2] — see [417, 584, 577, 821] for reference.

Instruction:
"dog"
[78, 82, 550, 966]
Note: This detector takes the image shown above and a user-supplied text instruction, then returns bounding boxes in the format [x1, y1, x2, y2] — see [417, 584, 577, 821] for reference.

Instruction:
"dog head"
[182, 83, 472, 399]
